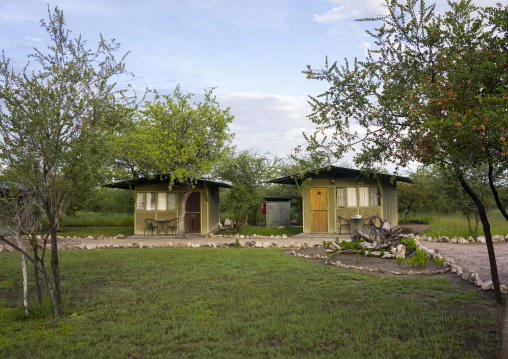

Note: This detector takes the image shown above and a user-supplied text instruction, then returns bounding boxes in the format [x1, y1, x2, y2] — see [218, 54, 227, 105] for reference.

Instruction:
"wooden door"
[310, 188, 328, 233]
[185, 192, 201, 233]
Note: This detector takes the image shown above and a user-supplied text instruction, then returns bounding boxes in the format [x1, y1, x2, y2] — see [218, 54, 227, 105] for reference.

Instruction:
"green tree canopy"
[120, 86, 234, 238]
[303, 0, 508, 351]
[0, 6, 132, 312]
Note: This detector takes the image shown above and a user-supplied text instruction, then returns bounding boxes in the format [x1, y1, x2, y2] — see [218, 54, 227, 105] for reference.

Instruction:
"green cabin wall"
[302, 177, 399, 234]
[133, 182, 219, 235]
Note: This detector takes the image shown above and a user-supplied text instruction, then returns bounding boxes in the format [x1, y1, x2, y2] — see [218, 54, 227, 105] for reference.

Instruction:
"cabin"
[268, 166, 411, 234]
[105, 176, 231, 235]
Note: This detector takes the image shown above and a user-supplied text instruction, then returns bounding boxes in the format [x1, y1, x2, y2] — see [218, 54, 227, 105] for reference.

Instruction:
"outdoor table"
[350, 217, 362, 228]
[156, 219, 169, 235]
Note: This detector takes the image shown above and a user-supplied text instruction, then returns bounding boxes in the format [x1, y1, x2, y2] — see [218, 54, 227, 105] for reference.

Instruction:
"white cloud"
[218, 92, 314, 157]
[313, 6, 345, 24]
[24, 36, 42, 41]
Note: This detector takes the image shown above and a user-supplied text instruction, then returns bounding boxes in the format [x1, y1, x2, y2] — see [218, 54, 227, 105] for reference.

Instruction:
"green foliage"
[414, 249, 430, 268]
[216, 225, 302, 238]
[215, 149, 273, 230]
[434, 256, 446, 269]
[234, 238, 241, 248]
[399, 238, 416, 252]
[396, 257, 404, 268]
[337, 240, 364, 251]
[119, 85, 233, 237]
[75, 187, 134, 214]
[379, 249, 385, 256]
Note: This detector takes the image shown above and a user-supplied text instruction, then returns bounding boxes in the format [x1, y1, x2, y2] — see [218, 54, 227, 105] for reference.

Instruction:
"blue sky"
[0, 0, 502, 162]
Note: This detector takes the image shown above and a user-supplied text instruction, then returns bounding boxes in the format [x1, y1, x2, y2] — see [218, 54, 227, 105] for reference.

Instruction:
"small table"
[350, 217, 362, 228]
[156, 219, 169, 235]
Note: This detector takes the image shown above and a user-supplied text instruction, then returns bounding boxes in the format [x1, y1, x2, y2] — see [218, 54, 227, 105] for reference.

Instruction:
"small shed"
[264, 197, 292, 228]
[104, 175, 231, 235]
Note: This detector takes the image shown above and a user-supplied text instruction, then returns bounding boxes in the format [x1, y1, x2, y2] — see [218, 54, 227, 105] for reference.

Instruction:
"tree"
[0, 7, 131, 309]
[304, 0, 508, 352]
[397, 167, 437, 222]
[121, 86, 233, 238]
[214, 149, 273, 231]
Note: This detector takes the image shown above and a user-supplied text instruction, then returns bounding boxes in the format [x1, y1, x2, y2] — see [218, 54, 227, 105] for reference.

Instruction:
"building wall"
[207, 185, 221, 233]
[266, 202, 291, 227]
[134, 183, 212, 235]
[302, 176, 398, 233]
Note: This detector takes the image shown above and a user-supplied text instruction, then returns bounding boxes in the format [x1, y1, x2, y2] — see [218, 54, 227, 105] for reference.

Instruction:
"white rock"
[456, 266, 463, 277]
[117, 234, 125, 239]
[481, 280, 493, 291]
[277, 226, 286, 229]
[138, 242, 145, 249]
[255, 241, 263, 248]
[262, 242, 271, 248]
[501, 285, 508, 294]
[458, 237, 469, 244]
[450, 237, 458, 244]
[476, 236, 486, 243]
[440, 236, 450, 243]
[224, 218, 232, 227]
[86, 244, 97, 250]
[492, 235, 505, 243]
[281, 234, 287, 239]
[505, 235, 508, 242]
[396, 244, 406, 259]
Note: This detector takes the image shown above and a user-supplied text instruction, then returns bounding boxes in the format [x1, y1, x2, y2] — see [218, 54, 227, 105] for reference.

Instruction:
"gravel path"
[426, 241, 508, 285]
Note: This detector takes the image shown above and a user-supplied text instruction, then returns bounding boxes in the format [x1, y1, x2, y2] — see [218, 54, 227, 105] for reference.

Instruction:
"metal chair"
[167, 218, 179, 235]
[144, 218, 157, 236]
[338, 216, 351, 234]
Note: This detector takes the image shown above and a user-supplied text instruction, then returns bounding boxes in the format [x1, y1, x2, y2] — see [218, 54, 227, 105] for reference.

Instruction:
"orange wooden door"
[310, 188, 328, 233]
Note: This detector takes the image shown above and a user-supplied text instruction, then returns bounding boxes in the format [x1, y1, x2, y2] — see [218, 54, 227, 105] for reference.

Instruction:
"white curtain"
[167, 193, 177, 210]
[146, 192, 156, 210]
[346, 187, 357, 207]
[136, 193, 145, 210]
[359, 187, 369, 207]
[158, 193, 167, 211]
[336, 188, 346, 207]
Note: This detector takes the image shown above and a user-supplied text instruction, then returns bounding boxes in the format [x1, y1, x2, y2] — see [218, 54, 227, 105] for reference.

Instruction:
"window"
[167, 193, 177, 210]
[136, 193, 145, 210]
[336, 186, 381, 207]
[346, 187, 357, 207]
[370, 186, 380, 206]
[359, 187, 370, 207]
[158, 193, 167, 211]
[336, 188, 346, 207]
[146, 192, 156, 210]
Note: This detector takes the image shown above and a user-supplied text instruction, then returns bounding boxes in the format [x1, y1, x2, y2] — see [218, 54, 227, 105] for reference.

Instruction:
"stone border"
[405, 232, 508, 244]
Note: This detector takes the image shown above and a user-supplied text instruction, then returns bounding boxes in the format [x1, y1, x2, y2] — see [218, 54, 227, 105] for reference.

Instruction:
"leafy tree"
[304, 0, 508, 351]
[0, 7, 131, 310]
[397, 166, 437, 222]
[215, 149, 273, 231]
[121, 86, 233, 238]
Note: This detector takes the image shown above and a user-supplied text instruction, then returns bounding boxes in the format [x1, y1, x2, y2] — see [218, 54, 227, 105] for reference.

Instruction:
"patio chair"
[144, 218, 157, 236]
[338, 216, 351, 234]
[168, 218, 179, 235]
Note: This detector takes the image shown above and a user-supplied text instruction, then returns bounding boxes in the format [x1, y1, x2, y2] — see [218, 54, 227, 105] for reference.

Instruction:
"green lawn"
[217, 225, 303, 237]
[55, 227, 134, 238]
[404, 211, 508, 238]
[0, 249, 498, 358]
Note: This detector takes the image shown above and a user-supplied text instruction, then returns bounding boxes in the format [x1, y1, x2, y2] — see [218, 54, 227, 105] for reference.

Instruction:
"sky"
[0, 0, 503, 169]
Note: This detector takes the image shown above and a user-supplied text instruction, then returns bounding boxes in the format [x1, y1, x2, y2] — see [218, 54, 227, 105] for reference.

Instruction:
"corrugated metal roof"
[268, 166, 411, 185]
[103, 175, 232, 190]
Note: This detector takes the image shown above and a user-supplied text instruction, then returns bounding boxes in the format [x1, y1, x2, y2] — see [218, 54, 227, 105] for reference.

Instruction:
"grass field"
[216, 225, 303, 237]
[44, 212, 134, 228]
[0, 249, 498, 358]
[404, 211, 508, 238]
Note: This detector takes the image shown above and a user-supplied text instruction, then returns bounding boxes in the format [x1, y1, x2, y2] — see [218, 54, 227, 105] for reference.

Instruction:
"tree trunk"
[31, 238, 43, 304]
[177, 180, 192, 239]
[458, 175, 506, 356]
[15, 235, 29, 317]
[489, 163, 508, 222]
[0, 235, 59, 316]
[49, 224, 61, 306]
